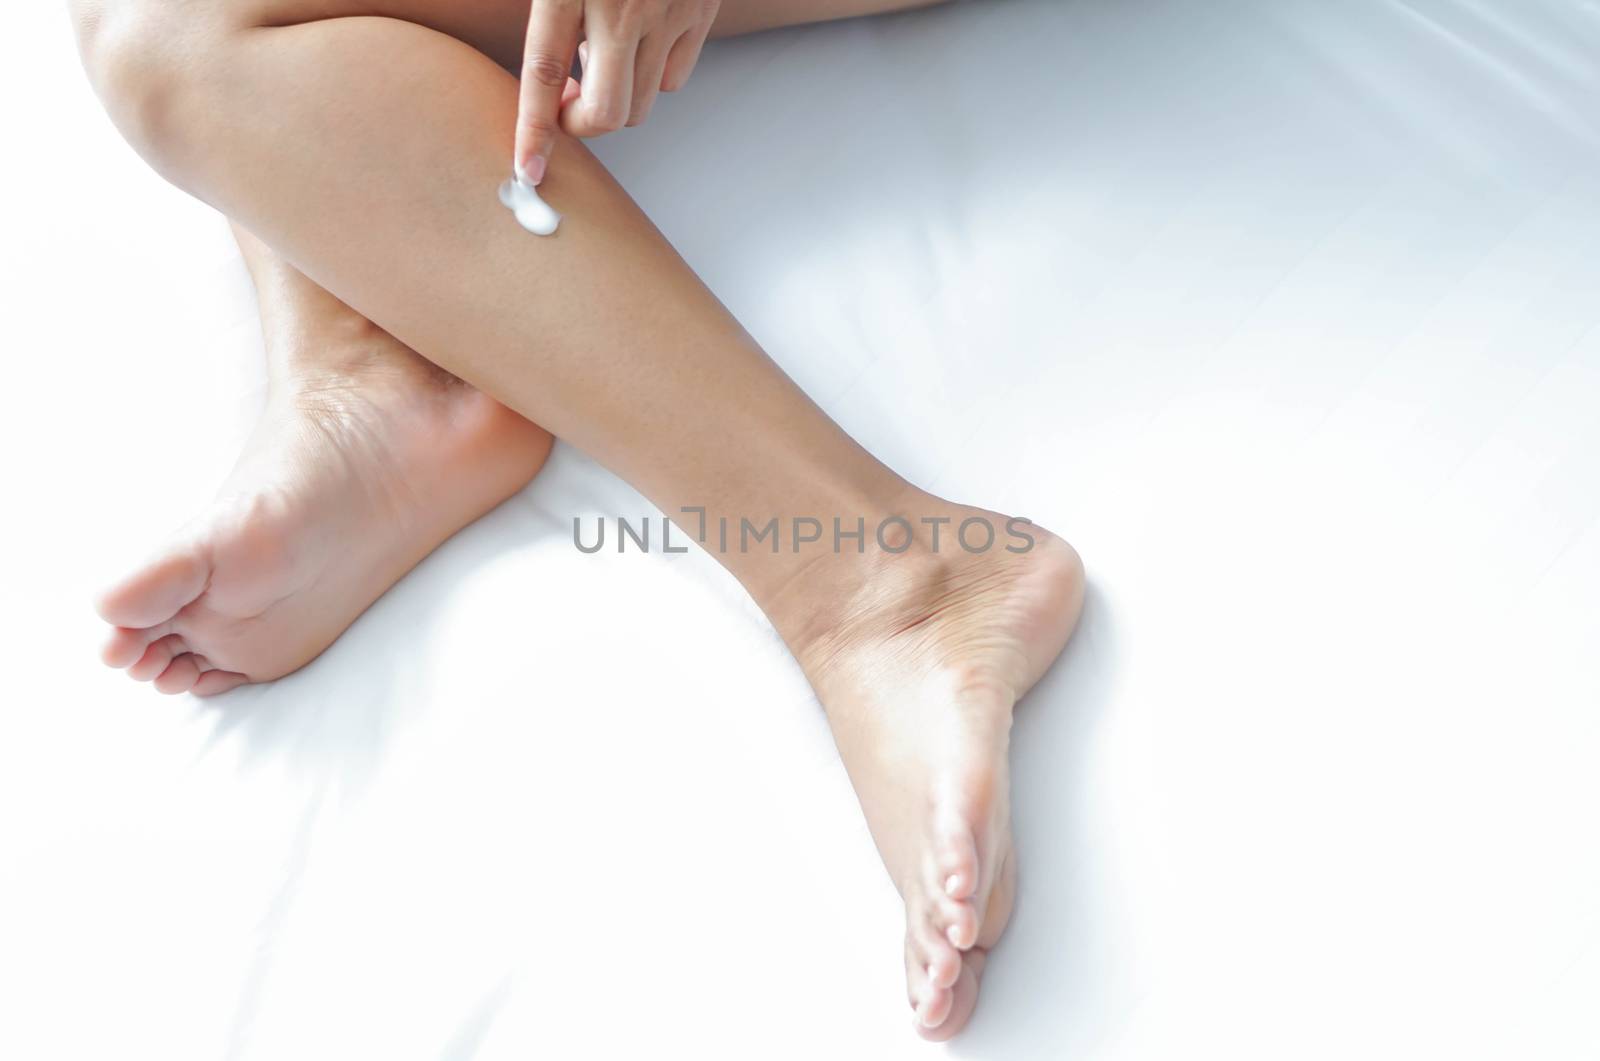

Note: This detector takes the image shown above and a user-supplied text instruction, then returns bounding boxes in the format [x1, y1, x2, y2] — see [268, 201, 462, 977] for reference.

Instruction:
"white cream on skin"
[499, 170, 560, 236]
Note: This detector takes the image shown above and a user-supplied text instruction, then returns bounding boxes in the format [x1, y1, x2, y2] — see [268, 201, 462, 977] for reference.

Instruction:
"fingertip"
[516, 154, 548, 187]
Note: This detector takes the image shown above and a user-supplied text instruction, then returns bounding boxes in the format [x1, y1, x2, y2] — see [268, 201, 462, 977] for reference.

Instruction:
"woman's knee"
[68, 0, 230, 168]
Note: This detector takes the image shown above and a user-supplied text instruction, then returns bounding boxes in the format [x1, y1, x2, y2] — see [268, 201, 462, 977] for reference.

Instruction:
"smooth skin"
[72, 0, 1084, 1038]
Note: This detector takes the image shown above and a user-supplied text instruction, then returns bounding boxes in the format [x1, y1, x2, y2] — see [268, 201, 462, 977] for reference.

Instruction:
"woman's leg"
[711, 0, 951, 37]
[96, 0, 948, 693]
[99, 219, 553, 694]
[73, 0, 1081, 1037]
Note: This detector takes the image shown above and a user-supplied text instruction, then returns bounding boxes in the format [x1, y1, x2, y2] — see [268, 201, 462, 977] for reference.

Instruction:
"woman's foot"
[95, 319, 553, 694]
[783, 507, 1085, 1039]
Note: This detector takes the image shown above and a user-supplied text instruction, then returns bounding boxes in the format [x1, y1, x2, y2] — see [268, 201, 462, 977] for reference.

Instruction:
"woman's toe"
[102, 625, 162, 669]
[933, 825, 980, 902]
[916, 950, 984, 1041]
[192, 669, 250, 696]
[927, 944, 960, 990]
[154, 653, 203, 694]
[128, 633, 187, 681]
[938, 896, 980, 950]
[915, 981, 954, 1030]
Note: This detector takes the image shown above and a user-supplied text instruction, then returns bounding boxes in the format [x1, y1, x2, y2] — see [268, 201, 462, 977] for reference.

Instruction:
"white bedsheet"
[4, 1, 1599, 1057]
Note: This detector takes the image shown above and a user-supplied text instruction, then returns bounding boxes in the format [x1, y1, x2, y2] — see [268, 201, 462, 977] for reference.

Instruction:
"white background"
[2, 0, 1598, 1058]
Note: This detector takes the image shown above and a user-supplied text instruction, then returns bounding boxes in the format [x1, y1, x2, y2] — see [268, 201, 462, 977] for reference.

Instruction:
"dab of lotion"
[499, 169, 560, 236]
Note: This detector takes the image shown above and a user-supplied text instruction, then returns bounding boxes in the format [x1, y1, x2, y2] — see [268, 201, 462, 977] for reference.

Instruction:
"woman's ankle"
[752, 491, 1043, 664]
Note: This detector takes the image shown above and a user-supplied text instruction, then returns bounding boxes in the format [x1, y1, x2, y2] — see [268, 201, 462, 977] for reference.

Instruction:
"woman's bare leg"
[98, 219, 553, 694]
[95, 0, 946, 693]
[73, 0, 1080, 1037]
[711, 0, 950, 37]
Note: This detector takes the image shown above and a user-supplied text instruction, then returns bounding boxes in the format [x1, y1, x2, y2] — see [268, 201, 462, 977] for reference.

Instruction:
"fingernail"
[945, 874, 961, 896]
[516, 155, 546, 187]
[946, 924, 962, 947]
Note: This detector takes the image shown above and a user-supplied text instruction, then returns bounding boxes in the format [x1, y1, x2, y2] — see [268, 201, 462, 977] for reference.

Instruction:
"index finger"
[515, 0, 581, 185]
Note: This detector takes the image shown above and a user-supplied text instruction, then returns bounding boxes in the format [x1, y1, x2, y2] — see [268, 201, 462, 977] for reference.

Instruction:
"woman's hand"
[514, 0, 721, 185]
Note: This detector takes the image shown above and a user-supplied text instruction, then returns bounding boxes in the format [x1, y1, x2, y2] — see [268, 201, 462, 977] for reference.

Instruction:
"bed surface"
[4, 1, 1599, 1057]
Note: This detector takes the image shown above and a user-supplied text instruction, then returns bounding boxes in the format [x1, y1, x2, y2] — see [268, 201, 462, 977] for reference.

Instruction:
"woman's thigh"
[218, 0, 946, 67]
[712, 0, 948, 38]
